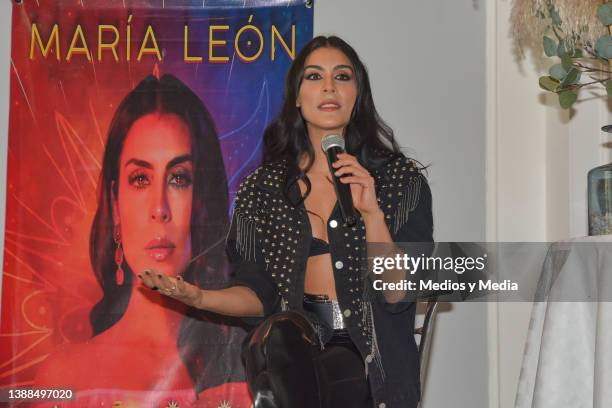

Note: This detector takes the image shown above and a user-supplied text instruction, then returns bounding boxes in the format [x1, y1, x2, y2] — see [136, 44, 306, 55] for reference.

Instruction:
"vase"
[588, 162, 612, 235]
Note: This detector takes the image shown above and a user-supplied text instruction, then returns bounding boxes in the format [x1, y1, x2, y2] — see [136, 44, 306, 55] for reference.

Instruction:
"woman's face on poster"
[297, 46, 358, 136]
[113, 113, 193, 278]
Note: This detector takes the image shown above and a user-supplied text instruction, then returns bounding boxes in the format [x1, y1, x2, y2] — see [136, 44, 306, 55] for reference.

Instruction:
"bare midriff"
[298, 174, 338, 300]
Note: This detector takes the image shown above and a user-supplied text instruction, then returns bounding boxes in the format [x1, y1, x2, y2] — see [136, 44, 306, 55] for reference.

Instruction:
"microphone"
[321, 134, 357, 226]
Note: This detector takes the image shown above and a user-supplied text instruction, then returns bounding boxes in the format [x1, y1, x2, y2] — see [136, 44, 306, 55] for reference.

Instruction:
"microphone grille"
[321, 134, 345, 152]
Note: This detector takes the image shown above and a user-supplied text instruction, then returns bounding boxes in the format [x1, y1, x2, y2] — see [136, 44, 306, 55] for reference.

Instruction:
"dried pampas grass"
[511, 0, 608, 54]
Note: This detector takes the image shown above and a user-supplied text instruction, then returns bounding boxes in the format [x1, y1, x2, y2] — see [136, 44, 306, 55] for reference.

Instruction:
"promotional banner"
[0, 0, 313, 406]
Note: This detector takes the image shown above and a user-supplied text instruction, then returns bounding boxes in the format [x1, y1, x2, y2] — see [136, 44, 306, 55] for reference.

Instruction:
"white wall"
[487, 0, 547, 407]
[315, 1, 488, 408]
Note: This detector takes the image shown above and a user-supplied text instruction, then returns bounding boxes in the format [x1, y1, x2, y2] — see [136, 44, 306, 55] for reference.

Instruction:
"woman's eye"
[305, 72, 322, 80]
[335, 73, 352, 81]
[169, 172, 193, 189]
[128, 172, 150, 189]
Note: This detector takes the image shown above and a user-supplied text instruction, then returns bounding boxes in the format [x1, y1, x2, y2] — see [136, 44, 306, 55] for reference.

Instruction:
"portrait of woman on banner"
[34, 74, 251, 406]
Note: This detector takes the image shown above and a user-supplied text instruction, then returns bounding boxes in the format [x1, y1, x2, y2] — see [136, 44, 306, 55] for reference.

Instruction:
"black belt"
[303, 293, 346, 330]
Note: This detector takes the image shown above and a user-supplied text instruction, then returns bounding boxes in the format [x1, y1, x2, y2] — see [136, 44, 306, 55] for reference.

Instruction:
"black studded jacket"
[226, 154, 434, 408]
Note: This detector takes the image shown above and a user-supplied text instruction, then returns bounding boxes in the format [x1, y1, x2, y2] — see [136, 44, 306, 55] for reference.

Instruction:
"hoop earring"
[114, 225, 125, 285]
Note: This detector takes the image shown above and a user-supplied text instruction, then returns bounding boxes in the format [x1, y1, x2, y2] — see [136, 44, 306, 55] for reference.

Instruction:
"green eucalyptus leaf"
[606, 80, 612, 97]
[549, 6, 562, 26]
[595, 36, 612, 59]
[597, 3, 612, 26]
[558, 90, 577, 109]
[561, 68, 580, 87]
[543, 36, 557, 57]
[549, 64, 567, 81]
[539, 76, 560, 92]
[557, 40, 568, 57]
[561, 54, 573, 71]
[572, 49, 583, 58]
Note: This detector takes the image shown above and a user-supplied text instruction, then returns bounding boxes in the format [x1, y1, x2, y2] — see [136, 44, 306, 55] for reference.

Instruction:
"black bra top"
[309, 237, 330, 257]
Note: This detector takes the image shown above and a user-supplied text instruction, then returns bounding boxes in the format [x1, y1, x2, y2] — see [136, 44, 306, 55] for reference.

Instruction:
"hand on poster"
[138, 270, 203, 308]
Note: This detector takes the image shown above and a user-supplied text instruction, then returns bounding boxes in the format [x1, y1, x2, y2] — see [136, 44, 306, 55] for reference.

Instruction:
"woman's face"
[296, 46, 358, 137]
[114, 113, 193, 278]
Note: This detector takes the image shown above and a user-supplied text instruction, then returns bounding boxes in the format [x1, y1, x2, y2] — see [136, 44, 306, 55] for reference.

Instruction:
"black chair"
[414, 299, 440, 398]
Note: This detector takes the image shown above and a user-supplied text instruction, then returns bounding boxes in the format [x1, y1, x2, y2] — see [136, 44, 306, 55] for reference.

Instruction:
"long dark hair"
[262, 35, 404, 202]
[89, 74, 232, 392]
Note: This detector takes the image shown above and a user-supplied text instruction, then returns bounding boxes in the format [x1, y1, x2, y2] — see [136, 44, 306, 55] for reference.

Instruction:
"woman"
[140, 36, 434, 408]
[35, 74, 250, 406]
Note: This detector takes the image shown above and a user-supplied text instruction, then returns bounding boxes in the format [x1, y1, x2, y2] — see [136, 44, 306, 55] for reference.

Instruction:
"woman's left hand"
[331, 152, 382, 219]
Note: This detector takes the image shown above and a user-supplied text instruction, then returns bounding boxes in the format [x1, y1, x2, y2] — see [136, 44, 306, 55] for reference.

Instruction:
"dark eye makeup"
[127, 170, 150, 189]
[303, 70, 352, 81]
[126, 167, 193, 190]
[168, 169, 193, 189]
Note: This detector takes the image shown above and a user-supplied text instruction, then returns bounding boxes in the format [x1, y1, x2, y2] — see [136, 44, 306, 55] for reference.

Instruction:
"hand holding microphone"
[321, 135, 381, 226]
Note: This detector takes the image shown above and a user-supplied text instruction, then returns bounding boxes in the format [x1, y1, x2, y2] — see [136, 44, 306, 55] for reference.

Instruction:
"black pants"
[242, 311, 373, 408]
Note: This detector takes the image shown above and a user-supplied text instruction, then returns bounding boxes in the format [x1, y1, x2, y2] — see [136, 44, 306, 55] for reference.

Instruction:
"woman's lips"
[318, 101, 340, 111]
[146, 247, 175, 261]
[145, 238, 176, 262]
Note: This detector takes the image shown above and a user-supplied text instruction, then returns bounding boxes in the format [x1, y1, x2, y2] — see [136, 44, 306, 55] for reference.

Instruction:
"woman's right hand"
[137, 270, 203, 309]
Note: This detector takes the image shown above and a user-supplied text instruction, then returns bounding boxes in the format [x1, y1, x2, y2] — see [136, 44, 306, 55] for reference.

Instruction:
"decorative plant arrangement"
[511, 0, 611, 109]
[512, 0, 612, 236]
